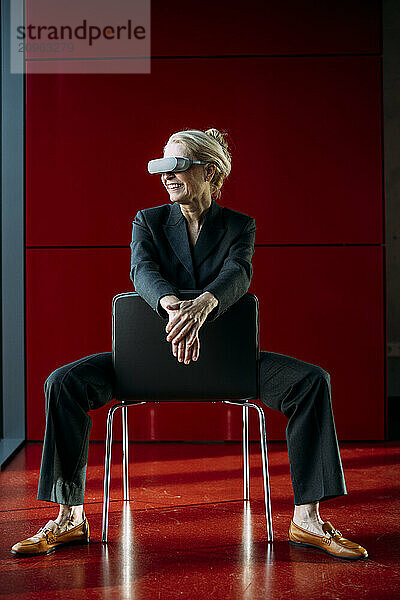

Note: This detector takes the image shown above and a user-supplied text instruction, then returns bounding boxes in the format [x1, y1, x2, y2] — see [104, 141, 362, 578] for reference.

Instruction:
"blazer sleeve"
[130, 210, 180, 318]
[203, 216, 256, 322]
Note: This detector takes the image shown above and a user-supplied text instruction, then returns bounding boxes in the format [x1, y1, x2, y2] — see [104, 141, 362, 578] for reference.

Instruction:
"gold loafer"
[289, 520, 368, 560]
[11, 518, 90, 556]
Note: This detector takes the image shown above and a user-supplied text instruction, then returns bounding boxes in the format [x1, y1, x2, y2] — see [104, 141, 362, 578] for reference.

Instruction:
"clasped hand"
[164, 295, 215, 364]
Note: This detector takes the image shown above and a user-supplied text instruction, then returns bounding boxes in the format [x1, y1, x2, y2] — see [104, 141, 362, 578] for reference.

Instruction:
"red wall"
[26, 0, 384, 441]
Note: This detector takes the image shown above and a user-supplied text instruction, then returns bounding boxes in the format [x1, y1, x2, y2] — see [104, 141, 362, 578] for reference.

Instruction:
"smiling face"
[161, 141, 214, 206]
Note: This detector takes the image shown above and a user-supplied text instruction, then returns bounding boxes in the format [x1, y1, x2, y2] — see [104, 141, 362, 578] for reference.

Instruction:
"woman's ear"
[206, 163, 216, 182]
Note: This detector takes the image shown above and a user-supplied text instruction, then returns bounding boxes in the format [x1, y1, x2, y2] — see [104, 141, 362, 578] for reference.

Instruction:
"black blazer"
[130, 198, 256, 322]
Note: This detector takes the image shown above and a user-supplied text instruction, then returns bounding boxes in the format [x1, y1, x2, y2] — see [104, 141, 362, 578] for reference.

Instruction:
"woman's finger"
[192, 337, 200, 361]
[186, 323, 200, 347]
[184, 339, 193, 365]
[166, 313, 192, 340]
[166, 303, 181, 310]
[178, 339, 186, 362]
[168, 321, 196, 344]
[166, 313, 183, 333]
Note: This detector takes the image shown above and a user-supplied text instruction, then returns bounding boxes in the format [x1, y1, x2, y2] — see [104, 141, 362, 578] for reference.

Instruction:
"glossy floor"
[1, 442, 399, 599]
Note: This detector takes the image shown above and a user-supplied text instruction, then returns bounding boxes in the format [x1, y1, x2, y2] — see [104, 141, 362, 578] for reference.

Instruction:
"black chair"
[101, 291, 273, 543]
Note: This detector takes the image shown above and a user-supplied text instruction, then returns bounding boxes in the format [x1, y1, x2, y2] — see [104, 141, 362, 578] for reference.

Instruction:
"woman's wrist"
[197, 291, 218, 313]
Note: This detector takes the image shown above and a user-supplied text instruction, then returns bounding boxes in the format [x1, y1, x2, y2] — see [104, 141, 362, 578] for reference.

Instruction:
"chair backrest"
[112, 291, 259, 401]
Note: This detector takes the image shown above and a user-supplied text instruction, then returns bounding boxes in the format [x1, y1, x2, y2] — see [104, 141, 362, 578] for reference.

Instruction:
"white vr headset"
[147, 156, 207, 174]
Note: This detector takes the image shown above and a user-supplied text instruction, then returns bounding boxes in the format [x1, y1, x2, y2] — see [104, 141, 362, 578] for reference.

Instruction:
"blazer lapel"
[192, 199, 226, 268]
[162, 199, 226, 278]
[163, 203, 195, 279]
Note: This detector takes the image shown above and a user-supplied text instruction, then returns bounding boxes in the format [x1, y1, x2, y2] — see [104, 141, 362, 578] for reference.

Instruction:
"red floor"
[1, 441, 399, 599]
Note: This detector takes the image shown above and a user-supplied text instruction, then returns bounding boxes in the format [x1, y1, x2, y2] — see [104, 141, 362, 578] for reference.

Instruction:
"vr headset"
[147, 156, 207, 175]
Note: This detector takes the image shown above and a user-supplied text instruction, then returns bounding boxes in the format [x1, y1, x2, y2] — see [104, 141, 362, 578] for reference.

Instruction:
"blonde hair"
[164, 128, 232, 199]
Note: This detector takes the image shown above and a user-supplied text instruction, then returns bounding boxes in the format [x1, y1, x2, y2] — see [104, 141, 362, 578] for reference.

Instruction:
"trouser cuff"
[37, 478, 85, 505]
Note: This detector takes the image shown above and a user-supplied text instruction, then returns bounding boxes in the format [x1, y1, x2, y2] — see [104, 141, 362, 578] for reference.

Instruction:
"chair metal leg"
[248, 402, 273, 543]
[102, 401, 146, 543]
[225, 400, 273, 543]
[122, 405, 129, 501]
[102, 403, 122, 543]
[242, 405, 250, 500]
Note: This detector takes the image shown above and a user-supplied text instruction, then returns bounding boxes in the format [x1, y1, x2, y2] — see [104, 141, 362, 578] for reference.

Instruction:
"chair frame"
[102, 399, 273, 544]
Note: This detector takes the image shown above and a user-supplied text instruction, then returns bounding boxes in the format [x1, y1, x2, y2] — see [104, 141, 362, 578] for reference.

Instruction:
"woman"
[11, 128, 367, 560]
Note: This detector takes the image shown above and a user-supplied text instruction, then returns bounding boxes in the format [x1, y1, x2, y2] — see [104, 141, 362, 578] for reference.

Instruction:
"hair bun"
[205, 128, 229, 152]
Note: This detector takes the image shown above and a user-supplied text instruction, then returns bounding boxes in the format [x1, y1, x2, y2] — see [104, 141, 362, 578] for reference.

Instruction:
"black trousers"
[37, 350, 347, 507]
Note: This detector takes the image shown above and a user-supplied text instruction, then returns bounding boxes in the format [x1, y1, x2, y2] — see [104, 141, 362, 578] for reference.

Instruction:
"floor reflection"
[241, 500, 253, 590]
[121, 502, 135, 600]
